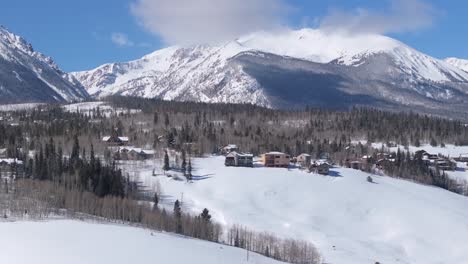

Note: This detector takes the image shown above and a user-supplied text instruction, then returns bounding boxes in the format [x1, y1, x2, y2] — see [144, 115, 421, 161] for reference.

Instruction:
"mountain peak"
[445, 57, 468, 72]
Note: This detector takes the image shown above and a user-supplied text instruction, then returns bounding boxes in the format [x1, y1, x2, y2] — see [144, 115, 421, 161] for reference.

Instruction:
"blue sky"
[1, 0, 466, 72]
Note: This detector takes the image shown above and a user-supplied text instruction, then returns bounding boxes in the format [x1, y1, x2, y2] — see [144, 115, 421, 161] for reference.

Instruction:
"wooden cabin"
[221, 144, 239, 155]
[309, 161, 330, 175]
[433, 158, 457, 171]
[102, 135, 129, 146]
[225, 152, 254, 167]
[261, 152, 290, 168]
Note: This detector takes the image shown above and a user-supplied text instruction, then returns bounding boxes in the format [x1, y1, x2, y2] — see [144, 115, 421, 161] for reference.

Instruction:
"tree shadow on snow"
[328, 170, 343, 177]
[191, 174, 214, 181]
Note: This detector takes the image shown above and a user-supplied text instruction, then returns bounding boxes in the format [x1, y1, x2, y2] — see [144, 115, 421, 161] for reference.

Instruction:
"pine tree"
[153, 192, 159, 211]
[173, 200, 182, 234]
[181, 150, 187, 176]
[200, 208, 211, 222]
[186, 158, 192, 181]
[164, 113, 170, 127]
[163, 150, 170, 173]
[153, 112, 159, 124]
[70, 135, 80, 164]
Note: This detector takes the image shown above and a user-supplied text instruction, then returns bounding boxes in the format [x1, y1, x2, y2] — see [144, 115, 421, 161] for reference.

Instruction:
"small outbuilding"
[297, 153, 312, 168]
[309, 160, 330, 175]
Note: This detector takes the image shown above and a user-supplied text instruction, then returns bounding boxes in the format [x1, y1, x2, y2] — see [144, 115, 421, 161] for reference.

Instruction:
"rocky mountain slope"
[72, 29, 468, 118]
[0, 26, 89, 103]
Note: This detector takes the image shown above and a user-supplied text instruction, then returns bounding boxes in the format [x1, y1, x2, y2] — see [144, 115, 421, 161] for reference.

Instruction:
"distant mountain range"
[2, 26, 468, 119]
[0, 26, 88, 103]
[71, 29, 468, 119]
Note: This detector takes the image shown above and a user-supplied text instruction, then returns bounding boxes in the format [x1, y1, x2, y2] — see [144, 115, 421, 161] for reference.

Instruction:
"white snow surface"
[0, 103, 44, 112]
[445, 57, 468, 72]
[72, 28, 468, 103]
[0, 220, 282, 264]
[62, 101, 141, 117]
[123, 156, 468, 264]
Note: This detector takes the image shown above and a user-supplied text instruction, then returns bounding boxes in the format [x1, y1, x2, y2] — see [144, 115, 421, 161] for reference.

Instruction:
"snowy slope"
[72, 29, 468, 115]
[0, 220, 283, 264]
[0, 26, 89, 103]
[123, 156, 468, 264]
[239, 29, 468, 82]
[445, 57, 468, 72]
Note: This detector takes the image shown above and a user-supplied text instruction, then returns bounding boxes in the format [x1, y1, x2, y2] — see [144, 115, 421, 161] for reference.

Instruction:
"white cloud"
[111, 32, 134, 47]
[130, 0, 290, 45]
[320, 0, 437, 35]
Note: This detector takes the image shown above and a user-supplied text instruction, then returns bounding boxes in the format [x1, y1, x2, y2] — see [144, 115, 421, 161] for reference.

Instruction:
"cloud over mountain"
[130, 0, 290, 45]
[320, 0, 436, 35]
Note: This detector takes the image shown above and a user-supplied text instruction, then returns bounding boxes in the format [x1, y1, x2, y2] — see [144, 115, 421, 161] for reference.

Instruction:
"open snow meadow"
[121, 156, 468, 264]
[0, 220, 283, 264]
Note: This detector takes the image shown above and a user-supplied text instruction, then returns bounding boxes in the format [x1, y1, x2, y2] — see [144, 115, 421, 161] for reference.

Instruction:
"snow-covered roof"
[223, 144, 238, 149]
[117, 146, 154, 155]
[0, 158, 23, 165]
[102, 136, 129, 142]
[265, 151, 287, 155]
[226, 151, 253, 158]
[313, 159, 330, 166]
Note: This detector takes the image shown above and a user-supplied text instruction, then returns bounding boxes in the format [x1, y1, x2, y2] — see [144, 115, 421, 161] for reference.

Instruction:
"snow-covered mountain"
[72, 29, 468, 118]
[0, 26, 89, 103]
[445, 57, 468, 72]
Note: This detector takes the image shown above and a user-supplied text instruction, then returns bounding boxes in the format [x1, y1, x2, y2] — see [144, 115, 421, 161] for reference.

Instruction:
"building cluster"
[111, 147, 156, 161]
[102, 132, 155, 161]
[221, 145, 331, 175]
[415, 150, 457, 171]
[344, 149, 459, 172]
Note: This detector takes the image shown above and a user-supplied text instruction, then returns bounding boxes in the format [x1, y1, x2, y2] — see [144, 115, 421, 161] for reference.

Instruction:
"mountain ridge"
[0, 26, 89, 103]
[71, 28, 468, 119]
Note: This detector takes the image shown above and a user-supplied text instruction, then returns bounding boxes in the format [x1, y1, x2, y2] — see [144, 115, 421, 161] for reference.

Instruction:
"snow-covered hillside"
[122, 156, 468, 264]
[0, 220, 282, 264]
[0, 26, 89, 103]
[71, 28, 468, 118]
[445, 57, 468, 72]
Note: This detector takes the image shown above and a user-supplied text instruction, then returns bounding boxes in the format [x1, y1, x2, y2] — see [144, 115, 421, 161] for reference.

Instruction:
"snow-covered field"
[62, 101, 141, 117]
[0, 220, 282, 264]
[124, 156, 468, 264]
[0, 103, 44, 112]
